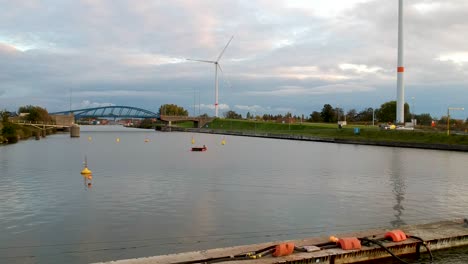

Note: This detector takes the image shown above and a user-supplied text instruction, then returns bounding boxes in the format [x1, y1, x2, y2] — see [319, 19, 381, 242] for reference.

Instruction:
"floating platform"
[96, 219, 468, 264]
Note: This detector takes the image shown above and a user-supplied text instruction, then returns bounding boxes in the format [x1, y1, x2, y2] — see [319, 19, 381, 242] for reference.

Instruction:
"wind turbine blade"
[216, 35, 234, 62]
[217, 63, 224, 74]
[217, 64, 233, 89]
[186, 58, 216, 64]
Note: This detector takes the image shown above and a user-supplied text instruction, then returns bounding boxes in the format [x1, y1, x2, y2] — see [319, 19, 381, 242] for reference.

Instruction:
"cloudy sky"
[0, 0, 467, 119]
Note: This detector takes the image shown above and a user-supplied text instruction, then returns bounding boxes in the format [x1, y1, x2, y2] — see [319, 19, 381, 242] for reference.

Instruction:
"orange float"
[385, 230, 407, 242]
[337, 237, 361, 250]
[273, 243, 295, 257]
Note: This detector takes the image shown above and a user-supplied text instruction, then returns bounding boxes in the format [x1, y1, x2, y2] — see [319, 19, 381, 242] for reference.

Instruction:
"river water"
[0, 126, 467, 263]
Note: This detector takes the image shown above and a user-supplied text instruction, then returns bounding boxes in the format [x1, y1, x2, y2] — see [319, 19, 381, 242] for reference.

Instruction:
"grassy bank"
[0, 122, 56, 144]
[206, 119, 468, 145]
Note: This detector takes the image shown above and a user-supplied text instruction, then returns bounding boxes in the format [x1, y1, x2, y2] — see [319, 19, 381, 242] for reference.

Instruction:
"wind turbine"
[187, 36, 234, 117]
[396, 0, 405, 124]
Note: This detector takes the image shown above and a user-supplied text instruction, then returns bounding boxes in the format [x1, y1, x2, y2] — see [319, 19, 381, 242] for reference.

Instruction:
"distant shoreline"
[170, 127, 468, 152]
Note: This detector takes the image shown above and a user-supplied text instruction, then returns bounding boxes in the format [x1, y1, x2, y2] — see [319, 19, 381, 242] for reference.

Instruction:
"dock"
[96, 219, 468, 264]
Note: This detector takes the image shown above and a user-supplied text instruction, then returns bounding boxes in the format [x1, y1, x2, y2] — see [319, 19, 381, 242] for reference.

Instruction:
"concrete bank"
[96, 219, 468, 264]
[175, 127, 468, 152]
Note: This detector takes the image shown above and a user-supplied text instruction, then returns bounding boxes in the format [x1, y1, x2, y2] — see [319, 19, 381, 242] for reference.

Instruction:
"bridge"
[50, 106, 160, 119]
[49, 106, 213, 128]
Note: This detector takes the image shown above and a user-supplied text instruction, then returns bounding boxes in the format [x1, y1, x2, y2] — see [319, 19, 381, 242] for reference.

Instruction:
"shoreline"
[174, 127, 468, 152]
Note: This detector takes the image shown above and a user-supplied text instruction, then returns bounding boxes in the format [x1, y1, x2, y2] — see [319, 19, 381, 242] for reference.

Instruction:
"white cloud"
[122, 51, 185, 66]
[413, 3, 441, 14]
[242, 66, 351, 81]
[339, 63, 383, 73]
[78, 100, 115, 109]
[285, 0, 372, 18]
[199, 103, 230, 110]
[248, 84, 374, 96]
[79, 91, 163, 98]
[437, 52, 468, 64]
[234, 104, 265, 112]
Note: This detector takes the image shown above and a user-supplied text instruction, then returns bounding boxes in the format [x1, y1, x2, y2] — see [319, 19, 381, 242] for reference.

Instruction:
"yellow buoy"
[221, 137, 226, 145]
[81, 155, 92, 175]
[144, 138, 150, 142]
[191, 136, 195, 144]
[116, 138, 120, 143]
[88, 136, 92, 141]
[81, 166, 92, 175]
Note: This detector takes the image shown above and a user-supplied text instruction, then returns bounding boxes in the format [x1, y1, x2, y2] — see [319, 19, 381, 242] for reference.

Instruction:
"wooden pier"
[95, 219, 468, 264]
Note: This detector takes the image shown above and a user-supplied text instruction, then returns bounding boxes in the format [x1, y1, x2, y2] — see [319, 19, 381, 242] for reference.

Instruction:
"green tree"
[138, 118, 156, 129]
[309, 111, 322, 122]
[246, 112, 251, 119]
[18, 105, 52, 122]
[158, 104, 188, 116]
[346, 109, 357, 122]
[0, 110, 10, 123]
[1, 122, 16, 136]
[415, 113, 432, 126]
[320, 104, 335, 123]
[376, 101, 410, 123]
[357, 108, 374, 122]
[223, 110, 242, 119]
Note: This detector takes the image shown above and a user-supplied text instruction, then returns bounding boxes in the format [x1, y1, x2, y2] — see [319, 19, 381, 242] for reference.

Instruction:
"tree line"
[220, 101, 467, 126]
[1, 105, 53, 144]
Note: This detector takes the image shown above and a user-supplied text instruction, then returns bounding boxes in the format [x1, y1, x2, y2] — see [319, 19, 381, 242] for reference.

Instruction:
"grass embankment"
[0, 122, 56, 144]
[207, 119, 468, 145]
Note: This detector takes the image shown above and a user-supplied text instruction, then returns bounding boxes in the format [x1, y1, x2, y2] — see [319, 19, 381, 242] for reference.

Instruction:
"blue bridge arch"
[51, 106, 160, 119]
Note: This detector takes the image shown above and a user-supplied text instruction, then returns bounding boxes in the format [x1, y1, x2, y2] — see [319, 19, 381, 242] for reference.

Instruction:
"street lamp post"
[447, 107, 464, 135]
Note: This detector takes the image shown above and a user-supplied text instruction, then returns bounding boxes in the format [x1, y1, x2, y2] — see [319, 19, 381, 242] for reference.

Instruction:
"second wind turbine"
[186, 36, 234, 118]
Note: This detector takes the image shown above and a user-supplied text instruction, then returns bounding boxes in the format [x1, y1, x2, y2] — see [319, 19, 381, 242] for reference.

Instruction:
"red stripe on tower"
[397, 67, 405, 73]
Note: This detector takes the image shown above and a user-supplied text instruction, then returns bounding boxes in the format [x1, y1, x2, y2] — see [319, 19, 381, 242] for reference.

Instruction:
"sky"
[0, 0, 467, 119]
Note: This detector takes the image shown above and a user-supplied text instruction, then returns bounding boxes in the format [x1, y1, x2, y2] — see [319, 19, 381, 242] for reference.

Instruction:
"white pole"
[396, 0, 405, 123]
[215, 64, 219, 117]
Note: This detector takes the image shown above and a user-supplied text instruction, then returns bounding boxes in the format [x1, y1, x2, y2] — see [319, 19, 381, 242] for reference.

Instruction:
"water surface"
[0, 126, 467, 263]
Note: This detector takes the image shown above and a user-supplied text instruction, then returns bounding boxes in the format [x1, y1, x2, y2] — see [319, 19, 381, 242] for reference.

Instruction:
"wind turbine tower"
[187, 36, 234, 117]
[396, 0, 405, 123]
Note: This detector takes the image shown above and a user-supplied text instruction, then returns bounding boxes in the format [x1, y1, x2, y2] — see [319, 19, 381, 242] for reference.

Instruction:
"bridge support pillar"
[70, 125, 80, 138]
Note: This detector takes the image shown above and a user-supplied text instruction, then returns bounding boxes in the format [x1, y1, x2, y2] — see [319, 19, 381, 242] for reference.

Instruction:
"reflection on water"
[390, 149, 406, 227]
[83, 175, 93, 189]
[0, 126, 467, 264]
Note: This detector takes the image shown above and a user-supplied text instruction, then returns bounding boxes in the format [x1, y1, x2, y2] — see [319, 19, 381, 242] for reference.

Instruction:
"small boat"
[191, 145, 207, 152]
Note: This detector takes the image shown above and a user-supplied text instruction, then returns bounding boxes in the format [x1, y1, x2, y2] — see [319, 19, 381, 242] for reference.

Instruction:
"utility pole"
[372, 108, 375, 126]
[447, 107, 464, 135]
